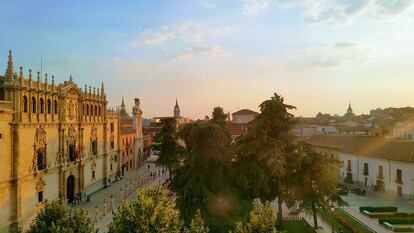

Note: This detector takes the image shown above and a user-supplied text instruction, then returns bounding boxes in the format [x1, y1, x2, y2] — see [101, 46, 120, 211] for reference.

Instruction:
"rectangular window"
[92, 170, 95, 179]
[92, 140, 98, 155]
[38, 191, 43, 203]
[396, 169, 403, 184]
[111, 123, 114, 132]
[110, 164, 113, 171]
[347, 160, 352, 171]
[0, 133, 2, 139]
[378, 165, 384, 179]
[363, 163, 369, 176]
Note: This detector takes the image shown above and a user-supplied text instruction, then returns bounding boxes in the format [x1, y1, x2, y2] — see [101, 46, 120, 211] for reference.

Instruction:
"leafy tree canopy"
[27, 200, 95, 233]
[109, 186, 182, 233]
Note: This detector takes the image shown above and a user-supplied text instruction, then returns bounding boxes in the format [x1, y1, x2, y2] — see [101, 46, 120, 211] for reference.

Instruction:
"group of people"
[92, 164, 169, 223]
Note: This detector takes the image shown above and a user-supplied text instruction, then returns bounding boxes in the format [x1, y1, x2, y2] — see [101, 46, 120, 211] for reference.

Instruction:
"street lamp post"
[330, 205, 335, 233]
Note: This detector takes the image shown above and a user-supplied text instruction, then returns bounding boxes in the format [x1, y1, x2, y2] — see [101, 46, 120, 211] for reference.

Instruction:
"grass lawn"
[278, 220, 316, 233]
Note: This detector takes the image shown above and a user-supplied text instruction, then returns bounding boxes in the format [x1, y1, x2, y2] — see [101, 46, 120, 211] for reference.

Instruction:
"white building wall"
[338, 152, 414, 199]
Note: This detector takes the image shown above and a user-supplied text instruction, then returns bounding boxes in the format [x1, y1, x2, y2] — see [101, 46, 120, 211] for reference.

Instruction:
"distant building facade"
[229, 109, 259, 141]
[308, 135, 414, 200]
[118, 97, 145, 175]
[231, 109, 259, 124]
[0, 51, 121, 232]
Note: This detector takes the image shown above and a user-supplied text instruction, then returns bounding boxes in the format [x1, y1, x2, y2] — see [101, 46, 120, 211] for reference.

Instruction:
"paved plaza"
[341, 191, 414, 233]
[71, 162, 168, 233]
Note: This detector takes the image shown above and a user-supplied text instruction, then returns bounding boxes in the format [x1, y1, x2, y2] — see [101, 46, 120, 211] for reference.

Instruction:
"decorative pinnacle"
[51, 75, 55, 84]
[28, 69, 32, 79]
[101, 82, 104, 93]
[85, 85, 87, 92]
[37, 70, 40, 80]
[19, 66, 23, 78]
[5, 49, 14, 79]
[69, 74, 73, 81]
[45, 73, 48, 83]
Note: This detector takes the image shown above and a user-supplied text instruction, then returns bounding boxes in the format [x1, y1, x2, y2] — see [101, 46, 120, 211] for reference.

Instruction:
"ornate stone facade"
[119, 97, 145, 176]
[0, 50, 121, 232]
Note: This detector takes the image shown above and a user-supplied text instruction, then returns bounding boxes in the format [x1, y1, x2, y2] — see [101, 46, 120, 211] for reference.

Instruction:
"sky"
[1, 0, 414, 119]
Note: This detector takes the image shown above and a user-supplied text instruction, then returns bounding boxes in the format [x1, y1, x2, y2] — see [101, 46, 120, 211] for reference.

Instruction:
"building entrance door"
[67, 175, 75, 202]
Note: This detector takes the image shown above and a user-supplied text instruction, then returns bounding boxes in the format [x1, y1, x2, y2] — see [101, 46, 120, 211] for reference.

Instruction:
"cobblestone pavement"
[70, 162, 169, 233]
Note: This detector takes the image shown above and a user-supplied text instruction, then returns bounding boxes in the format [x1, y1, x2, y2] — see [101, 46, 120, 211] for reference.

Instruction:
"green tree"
[173, 121, 241, 232]
[233, 202, 278, 233]
[234, 93, 296, 223]
[27, 200, 95, 233]
[109, 186, 182, 233]
[292, 143, 340, 229]
[156, 117, 182, 185]
[184, 210, 209, 233]
[210, 107, 228, 128]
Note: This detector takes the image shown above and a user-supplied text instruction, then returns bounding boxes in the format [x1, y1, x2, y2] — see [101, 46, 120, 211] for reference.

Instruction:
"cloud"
[200, 1, 218, 9]
[243, 0, 272, 15]
[290, 42, 370, 68]
[172, 46, 231, 61]
[130, 22, 233, 46]
[334, 41, 357, 48]
[244, 0, 414, 24]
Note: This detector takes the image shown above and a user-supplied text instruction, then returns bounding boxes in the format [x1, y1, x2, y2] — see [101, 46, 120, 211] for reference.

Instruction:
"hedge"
[394, 227, 414, 232]
[368, 212, 414, 219]
[359, 206, 398, 213]
[378, 218, 414, 225]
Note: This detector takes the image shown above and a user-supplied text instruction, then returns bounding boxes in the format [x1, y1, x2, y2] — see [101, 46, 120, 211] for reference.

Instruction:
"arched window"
[32, 97, 37, 113]
[37, 148, 46, 170]
[68, 143, 76, 162]
[22, 96, 28, 113]
[98, 106, 101, 116]
[47, 99, 51, 114]
[54, 100, 58, 114]
[92, 139, 98, 155]
[94, 106, 97, 116]
[86, 104, 89, 115]
[39, 98, 44, 113]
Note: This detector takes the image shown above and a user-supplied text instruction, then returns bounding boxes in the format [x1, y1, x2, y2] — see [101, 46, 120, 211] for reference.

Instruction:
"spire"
[174, 97, 180, 118]
[121, 95, 125, 106]
[101, 82, 105, 94]
[5, 49, 14, 80]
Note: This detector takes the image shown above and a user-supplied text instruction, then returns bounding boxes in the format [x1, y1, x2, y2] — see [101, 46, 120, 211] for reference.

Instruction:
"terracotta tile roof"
[232, 109, 259, 116]
[306, 135, 414, 163]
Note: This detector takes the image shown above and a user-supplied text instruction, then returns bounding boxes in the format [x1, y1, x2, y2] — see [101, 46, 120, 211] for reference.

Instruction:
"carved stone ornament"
[34, 127, 47, 149]
[68, 100, 75, 120]
[91, 126, 98, 140]
[35, 177, 46, 191]
[91, 158, 97, 169]
[67, 126, 77, 143]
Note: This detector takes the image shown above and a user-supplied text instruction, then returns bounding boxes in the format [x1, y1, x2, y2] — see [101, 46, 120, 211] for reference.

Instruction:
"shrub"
[393, 227, 414, 232]
[351, 188, 366, 196]
[378, 218, 414, 225]
[337, 190, 348, 196]
[359, 206, 398, 213]
[368, 212, 414, 219]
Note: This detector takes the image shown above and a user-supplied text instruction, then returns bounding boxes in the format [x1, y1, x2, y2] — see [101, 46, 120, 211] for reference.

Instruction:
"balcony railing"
[0, 100, 12, 110]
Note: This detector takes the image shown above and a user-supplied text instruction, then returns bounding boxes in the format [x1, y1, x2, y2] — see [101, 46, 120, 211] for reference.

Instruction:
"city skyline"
[2, 0, 414, 119]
